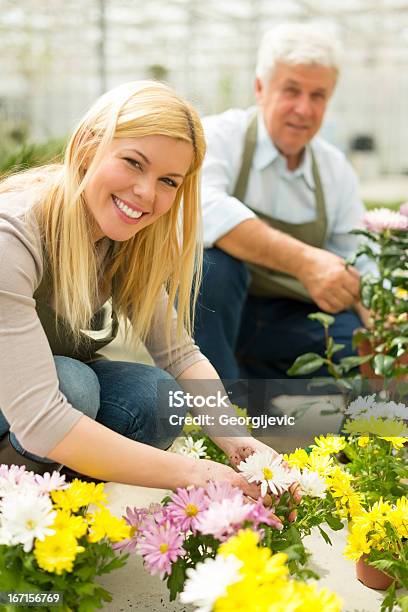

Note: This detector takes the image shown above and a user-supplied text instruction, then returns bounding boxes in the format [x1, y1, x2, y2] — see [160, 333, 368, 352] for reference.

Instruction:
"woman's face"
[84, 135, 193, 242]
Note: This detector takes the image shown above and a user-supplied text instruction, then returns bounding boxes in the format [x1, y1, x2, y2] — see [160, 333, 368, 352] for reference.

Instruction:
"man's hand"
[298, 246, 360, 313]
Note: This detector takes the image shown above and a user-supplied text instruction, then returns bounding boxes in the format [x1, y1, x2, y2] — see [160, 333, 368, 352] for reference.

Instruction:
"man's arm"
[216, 218, 360, 314]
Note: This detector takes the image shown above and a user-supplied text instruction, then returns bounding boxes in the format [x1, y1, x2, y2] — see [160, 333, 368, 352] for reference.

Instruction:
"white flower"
[34, 471, 68, 493]
[346, 396, 407, 421]
[0, 464, 37, 497]
[0, 490, 56, 552]
[293, 468, 327, 498]
[180, 554, 242, 612]
[179, 436, 207, 459]
[238, 451, 296, 497]
[196, 496, 251, 539]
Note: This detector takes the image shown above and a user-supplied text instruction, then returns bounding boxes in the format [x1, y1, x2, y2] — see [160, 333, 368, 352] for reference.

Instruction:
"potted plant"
[350, 206, 408, 387]
[0, 466, 131, 611]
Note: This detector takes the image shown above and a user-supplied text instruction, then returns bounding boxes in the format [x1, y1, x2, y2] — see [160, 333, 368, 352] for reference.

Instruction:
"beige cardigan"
[0, 191, 206, 456]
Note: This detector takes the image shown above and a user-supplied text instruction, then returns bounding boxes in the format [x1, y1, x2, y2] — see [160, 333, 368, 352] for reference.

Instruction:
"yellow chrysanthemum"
[343, 417, 408, 438]
[51, 509, 88, 539]
[215, 578, 295, 612]
[357, 436, 370, 448]
[396, 287, 408, 300]
[87, 508, 131, 543]
[51, 479, 107, 512]
[34, 531, 84, 574]
[306, 451, 334, 475]
[311, 435, 346, 455]
[293, 582, 343, 611]
[219, 529, 260, 560]
[284, 448, 309, 469]
[344, 525, 371, 561]
[219, 530, 289, 584]
[389, 497, 408, 538]
[379, 436, 407, 450]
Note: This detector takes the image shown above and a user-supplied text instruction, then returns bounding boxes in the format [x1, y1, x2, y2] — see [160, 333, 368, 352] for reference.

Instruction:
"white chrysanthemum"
[346, 396, 407, 421]
[0, 490, 56, 552]
[180, 554, 242, 612]
[238, 451, 296, 497]
[196, 496, 251, 539]
[293, 468, 327, 498]
[179, 436, 207, 459]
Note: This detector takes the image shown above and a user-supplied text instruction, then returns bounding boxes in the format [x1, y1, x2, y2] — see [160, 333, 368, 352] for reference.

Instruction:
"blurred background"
[1, 0, 408, 203]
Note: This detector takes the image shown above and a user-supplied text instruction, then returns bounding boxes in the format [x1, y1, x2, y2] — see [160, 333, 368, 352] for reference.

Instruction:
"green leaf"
[373, 354, 396, 377]
[340, 354, 372, 373]
[308, 312, 335, 327]
[287, 353, 325, 376]
[317, 525, 332, 545]
[325, 515, 344, 531]
[167, 561, 186, 602]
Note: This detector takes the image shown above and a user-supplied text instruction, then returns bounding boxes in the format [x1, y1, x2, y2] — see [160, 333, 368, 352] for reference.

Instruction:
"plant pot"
[356, 555, 395, 590]
[356, 334, 408, 391]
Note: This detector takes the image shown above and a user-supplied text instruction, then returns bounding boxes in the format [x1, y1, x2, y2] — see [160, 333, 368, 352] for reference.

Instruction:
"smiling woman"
[0, 80, 277, 494]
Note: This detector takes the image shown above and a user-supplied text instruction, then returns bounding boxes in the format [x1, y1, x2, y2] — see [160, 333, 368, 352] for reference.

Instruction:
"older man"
[195, 23, 369, 381]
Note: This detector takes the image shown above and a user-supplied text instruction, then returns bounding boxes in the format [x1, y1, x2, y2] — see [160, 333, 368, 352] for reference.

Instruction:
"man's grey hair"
[256, 23, 342, 84]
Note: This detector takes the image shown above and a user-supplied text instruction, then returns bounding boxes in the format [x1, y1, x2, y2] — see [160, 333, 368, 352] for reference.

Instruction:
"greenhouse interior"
[0, 2, 407, 612]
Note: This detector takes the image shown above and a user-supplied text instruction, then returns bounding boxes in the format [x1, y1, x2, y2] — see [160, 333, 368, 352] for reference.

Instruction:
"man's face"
[255, 62, 337, 169]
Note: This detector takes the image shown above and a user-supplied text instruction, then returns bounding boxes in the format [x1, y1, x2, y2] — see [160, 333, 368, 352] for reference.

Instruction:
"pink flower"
[363, 208, 408, 232]
[0, 465, 37, 496]
[114, 507, 148, 553]
[34, 471, 68, 494]
[196, 495, 252, 541]
[400, 202, 408, 217]
[245, 499, 283, 531]
[205, 480, 243, 503]
[138, 521, 185, 578]
[167, 487, 208, 533]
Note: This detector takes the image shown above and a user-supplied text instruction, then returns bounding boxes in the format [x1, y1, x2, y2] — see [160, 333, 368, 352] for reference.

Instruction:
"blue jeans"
[194, 248, 362, 381]
[0, 356, 184, 464]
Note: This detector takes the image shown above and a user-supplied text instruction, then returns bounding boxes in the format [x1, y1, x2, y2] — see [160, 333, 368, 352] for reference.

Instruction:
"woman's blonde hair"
[0, 80, 206, 350]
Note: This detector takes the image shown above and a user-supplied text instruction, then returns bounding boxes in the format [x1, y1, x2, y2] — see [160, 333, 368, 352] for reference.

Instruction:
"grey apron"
[233, 112, 327, 302]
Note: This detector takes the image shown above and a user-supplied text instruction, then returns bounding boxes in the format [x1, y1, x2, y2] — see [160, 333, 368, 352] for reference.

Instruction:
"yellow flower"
[357, 436, 370, 448]
[396, 287, 408, 300]
[344, 417, 408, 437]
[294, 582, 343, 611]
[219, 530, 289, 584]
[311, 435, 346, 455]
[51, 479, 107, 512]
[284, 448, 309, 469]
[389, 497, 408, 538]
[344, 525, 371, 561]
[34, 531, 84, 574]
[87, 508, 131, 543]
[215, 578, 295, 612]
[379, 436, 407, 450]
[306, 451, 334, 475]
[219, 529, 260, 560]
[52, 509, 88, 539]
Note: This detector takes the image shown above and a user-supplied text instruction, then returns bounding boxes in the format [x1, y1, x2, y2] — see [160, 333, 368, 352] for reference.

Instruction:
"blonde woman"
[0, 81, 273, 495]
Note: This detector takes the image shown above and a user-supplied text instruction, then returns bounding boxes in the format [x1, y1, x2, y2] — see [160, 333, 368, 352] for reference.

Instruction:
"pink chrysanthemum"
[0, 464, 37, 496]
[167, 487, 208, 533]
[114, 507, 148, 553]
[245, 499, 283, 531]
[138, 521, 185, 578]
[205, 480, 243, 503]
[400, 202, 408, 217]
[196, 495, 252, 541]
[363, 208, 408, 232]
[34, 471, 68, 494]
